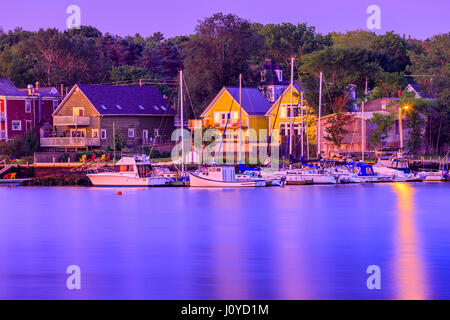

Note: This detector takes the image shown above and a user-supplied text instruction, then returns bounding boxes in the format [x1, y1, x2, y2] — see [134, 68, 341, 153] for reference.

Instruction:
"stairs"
[0, 164, 13, 176]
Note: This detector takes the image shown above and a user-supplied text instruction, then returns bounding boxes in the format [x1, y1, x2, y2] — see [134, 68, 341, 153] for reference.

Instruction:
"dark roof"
[225, 87, 271, 115]
[0, 78, 19, 95]
[77, 84, 176, 116]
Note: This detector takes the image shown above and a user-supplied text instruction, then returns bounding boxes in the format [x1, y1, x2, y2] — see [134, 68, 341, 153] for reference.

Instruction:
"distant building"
[0, 78, 61, 142]
[40, 84, 176, 151]
[316, 97, 414, 156]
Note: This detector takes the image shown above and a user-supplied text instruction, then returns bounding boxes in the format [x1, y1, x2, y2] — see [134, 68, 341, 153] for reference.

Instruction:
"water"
[0, 183, 449, 300]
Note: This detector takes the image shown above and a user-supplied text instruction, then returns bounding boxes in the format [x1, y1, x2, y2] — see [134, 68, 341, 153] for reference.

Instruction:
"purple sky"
[1, 0, 448, 39]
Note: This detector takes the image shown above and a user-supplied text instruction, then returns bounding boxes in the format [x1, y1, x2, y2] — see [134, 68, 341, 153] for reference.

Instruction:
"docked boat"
[87, 156, 172, 187]
[189, 166, 261, 187]
[262, 169, 336, 185]
[326, 166, 360, 184]
[345, 162, 394, 183]
[373, 157, 424, 182]
[237, 163, 285, 186]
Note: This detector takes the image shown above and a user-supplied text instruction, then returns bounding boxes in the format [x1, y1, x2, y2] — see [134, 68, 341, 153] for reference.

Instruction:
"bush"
[161, 151, 171, 158]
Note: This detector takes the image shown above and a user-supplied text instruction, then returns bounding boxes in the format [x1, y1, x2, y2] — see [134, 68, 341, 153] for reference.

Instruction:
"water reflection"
[391, 183, 428, 299]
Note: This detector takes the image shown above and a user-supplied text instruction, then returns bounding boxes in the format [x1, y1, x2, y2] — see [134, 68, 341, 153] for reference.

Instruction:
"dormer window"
[261, 70, 266, 82]
[275, 70, 283, 82]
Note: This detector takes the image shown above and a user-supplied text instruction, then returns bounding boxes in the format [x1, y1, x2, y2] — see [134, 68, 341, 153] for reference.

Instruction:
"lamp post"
[399, 105, 409, 153]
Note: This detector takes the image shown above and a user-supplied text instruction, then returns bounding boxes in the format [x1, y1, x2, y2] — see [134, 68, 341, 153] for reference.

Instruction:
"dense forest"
[0, 13, 448, 153]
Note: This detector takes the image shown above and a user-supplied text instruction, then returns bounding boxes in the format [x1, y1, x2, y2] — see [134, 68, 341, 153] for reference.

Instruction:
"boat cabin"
[378, 158, 411, 174]
[199, 166, 237, 182]
[347, 163, 375, 176]
[114, 156, 152, 178]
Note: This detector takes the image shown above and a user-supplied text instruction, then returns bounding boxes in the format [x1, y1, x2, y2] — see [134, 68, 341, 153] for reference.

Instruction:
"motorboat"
[345, 162, 394, 183]
[373, 157, 424, 182]
[237, 163, 285, 186]
[189, 166, 262, 187]
[326, 166, 361, 184]
[87, 156, 172, 187]
[262, 168, 336, 185]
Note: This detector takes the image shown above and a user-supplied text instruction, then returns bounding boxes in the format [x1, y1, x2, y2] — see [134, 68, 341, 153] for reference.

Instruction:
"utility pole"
[300, 91, 304, 158]
[317, 71, 323, 159]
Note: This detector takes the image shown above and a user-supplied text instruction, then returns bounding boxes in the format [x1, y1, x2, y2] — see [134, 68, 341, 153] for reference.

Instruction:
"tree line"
[0, 12, 448, 154]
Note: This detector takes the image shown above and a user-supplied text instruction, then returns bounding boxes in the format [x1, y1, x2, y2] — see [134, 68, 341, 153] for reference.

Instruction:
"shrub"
[150, 150, 161, 158]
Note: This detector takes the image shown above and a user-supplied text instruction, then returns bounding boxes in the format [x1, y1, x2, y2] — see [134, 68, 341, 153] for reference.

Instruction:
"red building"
[0, 78, 61, 141]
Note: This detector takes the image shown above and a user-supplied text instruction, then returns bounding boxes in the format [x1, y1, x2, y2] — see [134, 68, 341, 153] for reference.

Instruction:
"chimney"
[27, 84, 34, 96]
[35, 82, 40, 93]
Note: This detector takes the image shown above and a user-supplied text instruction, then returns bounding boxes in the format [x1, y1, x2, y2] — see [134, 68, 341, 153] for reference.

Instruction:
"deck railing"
[40, 137, 100, 147]
[0, 130, 5, 140]
[53, 116, 91, 126]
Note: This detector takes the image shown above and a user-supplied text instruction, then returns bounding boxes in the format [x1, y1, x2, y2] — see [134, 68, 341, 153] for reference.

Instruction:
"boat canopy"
[346, 162, 375, 176]
[239, 163, 261, 172]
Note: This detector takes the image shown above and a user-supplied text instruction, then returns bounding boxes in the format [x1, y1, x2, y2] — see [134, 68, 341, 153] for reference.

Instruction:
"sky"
[0, 0, 449, 39]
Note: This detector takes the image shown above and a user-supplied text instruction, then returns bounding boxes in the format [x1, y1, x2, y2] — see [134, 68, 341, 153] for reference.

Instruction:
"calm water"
[0, 183, 449, 300]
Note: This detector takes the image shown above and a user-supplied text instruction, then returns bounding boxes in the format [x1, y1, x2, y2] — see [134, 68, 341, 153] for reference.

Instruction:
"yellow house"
[265, 84, 315, 144]
[195, 86, 271, 162]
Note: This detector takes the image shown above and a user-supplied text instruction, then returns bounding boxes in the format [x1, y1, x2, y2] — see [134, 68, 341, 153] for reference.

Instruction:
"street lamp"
[399, 105, 410, 153]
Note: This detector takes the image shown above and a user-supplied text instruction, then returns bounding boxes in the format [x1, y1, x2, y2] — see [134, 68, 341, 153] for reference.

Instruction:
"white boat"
[189, 166, 260, 187]
[326, 166, 361, 184]
[373, 158, 423, 182]
[87, 156, 172, 187]
[236, 172, 284, 187]
[262, 169, 336, 185]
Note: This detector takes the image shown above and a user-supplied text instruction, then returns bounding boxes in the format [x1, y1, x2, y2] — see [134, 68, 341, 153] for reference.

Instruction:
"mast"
[180, 70, 185, 180]
[317, 71, 323, 159]
[300, 91, 304, 158]
[362, 77, 368, 162]
[289, 57, 294, 168]
[239, 74, 242, 163]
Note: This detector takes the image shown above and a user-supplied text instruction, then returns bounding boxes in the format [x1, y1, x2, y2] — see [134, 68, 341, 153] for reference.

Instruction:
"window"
[101, 129, 107, 140]
[138, 105, 145, 110]
[25, 100, 31, 113]
[232, 111, 239, 124]
[153, 105, 159, 111]
[261, 71, 266, 82]
[91, 129, 99, 138]
[12, 120, 21, 131]
[53, 100, 59, 111]
[101, 104, 107, 110]
[73, 108, 84, 117]
[280, 106, 286, 118]
[214, 112, 220, 125]
[143, 129, 148, 140]
[128, 128, 135, 138]
[160, 106, 166, 111]
[154, 128, 159, 137]
[116, 105, 122, 110]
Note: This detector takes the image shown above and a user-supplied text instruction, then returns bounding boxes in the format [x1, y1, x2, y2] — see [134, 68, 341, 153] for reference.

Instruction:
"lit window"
[214, 112, 220, 125]
[101, 129, 107, 140]
[280, 106, 286, 118]
[232, 111, 239, 124]
[12, 120, 21, 131]
[128, 128, 135, 138]
[25, 100, 31, 113]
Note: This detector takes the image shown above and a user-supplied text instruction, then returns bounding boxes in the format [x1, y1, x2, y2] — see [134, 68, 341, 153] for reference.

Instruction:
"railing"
[40, 137, 100, 147]
[53, 116, 91, 126]
[0, 130, 5, 140]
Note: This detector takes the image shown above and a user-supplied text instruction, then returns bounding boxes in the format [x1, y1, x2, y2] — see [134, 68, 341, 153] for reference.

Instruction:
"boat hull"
[87, 174, 171, 187]
[189, 172, 257, 188]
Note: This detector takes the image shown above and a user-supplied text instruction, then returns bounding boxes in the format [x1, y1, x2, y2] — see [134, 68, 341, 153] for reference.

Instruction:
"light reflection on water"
[0, 183, 449, 299]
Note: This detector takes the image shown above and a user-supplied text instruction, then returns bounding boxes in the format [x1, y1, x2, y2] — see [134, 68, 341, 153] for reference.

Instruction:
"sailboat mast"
[362, 76, 368, 162]
[180, 70, 185, 179]
[239, 74, 242, 163]
[289, 57, 294, 168]
[301, 91, 304, 158]
[317, 71, 323, 159]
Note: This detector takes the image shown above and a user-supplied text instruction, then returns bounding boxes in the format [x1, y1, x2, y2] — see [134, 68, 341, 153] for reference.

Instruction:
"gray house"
[40, 84, 176, 151]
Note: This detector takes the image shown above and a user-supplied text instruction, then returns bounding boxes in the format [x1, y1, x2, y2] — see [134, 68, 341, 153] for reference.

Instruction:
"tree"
[183, 13, 264, 116]
[114, 127, 125, 152]
[254, 22, 331, 69]
[323, 112, 352, 149]
[367, 112, 396, 149]
[24, 127, 40, 155]
[110, 65, 154, 83]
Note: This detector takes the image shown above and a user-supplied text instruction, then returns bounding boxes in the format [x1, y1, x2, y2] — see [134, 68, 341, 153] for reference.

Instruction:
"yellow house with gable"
[193, 86, 271, 162]
[265, 83, 315, 144]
